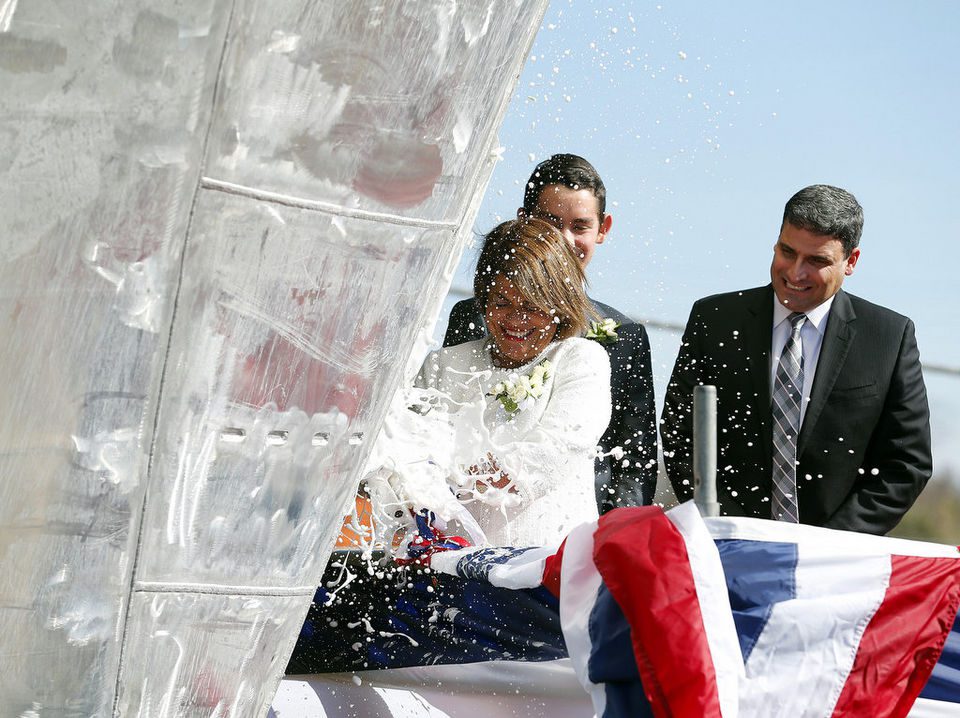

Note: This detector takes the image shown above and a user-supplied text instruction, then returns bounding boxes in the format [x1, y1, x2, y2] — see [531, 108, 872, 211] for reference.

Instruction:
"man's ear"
[844, 247, 861, 276]
[597, 213, 613, 244]
[517, 207, 527, 219]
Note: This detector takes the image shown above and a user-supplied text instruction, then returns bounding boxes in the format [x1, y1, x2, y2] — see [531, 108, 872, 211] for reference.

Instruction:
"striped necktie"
[771, 312, 806, 522]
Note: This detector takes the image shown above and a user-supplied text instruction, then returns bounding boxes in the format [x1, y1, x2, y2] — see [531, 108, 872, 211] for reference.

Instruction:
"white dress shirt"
[770, 295, 835, 428]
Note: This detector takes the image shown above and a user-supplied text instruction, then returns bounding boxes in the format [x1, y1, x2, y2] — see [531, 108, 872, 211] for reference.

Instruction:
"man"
[443, 154, 658, 512]
[661, 184, 931, 534]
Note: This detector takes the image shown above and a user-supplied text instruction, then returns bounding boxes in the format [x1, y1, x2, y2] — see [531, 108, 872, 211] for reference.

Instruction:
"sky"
[436, 0, 960, 479]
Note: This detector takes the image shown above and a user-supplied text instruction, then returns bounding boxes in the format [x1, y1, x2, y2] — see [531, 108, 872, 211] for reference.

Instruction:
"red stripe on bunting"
[541, 537, 566, 599]
[592, 507, 723, 718]
[832, 554, 960, 718]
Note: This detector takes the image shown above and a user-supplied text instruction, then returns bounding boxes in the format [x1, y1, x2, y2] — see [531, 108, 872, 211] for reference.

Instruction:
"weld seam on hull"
[201, 177, 459, 230]
[133, 581, 318, 597]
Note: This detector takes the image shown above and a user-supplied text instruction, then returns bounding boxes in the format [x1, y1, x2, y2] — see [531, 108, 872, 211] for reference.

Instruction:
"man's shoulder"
[676, 286, 771, 342]
[692, 285, 770, 310]
[689, 286, 912, 324]
[842, 290, 913, 327]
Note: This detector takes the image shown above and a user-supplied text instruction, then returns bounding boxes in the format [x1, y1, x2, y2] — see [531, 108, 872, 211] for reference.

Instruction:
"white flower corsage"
[586, 317, 621, 345]
[489, 360, 552, 414]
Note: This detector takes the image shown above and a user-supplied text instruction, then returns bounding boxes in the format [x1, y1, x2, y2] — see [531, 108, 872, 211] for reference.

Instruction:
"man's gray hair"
[782, 184, 863, 256]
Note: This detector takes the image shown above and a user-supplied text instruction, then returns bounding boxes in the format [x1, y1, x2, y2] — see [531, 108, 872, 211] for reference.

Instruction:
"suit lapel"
[745, 288, 775, 461]
[798, 290, 856, 455]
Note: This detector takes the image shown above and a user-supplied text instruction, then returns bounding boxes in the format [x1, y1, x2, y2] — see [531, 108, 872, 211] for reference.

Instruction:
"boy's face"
[522, 184, 611, 268]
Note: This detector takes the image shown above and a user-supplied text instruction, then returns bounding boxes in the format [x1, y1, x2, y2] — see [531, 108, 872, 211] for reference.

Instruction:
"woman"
[416, 218, 611, 547]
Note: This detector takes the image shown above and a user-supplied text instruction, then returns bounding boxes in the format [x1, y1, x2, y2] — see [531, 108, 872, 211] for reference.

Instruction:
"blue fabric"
[286, 551, 565, 674]
[456, 546, 540, 581]
[587, 582, 654, 717]
[601, 682, 655, 718]
[716, 538, 798, 662]
[587, 583, 640, 683]
[920, 611, 960, 702]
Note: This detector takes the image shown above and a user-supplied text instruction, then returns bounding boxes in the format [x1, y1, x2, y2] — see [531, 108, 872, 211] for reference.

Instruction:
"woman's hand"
[465, 453, 517, 494]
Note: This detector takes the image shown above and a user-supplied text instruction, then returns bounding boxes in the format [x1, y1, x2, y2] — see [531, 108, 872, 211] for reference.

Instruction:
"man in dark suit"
[443, 154, 658, 513]
[661, 184, 931, 534]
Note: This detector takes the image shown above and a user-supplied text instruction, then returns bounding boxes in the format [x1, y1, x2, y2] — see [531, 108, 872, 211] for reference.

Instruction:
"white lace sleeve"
[414, 348, 442, 390]
[494, 338, 611, 502]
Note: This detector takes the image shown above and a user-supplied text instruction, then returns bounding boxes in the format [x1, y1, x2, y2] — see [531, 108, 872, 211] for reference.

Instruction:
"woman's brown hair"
[474, 218, 597, 340]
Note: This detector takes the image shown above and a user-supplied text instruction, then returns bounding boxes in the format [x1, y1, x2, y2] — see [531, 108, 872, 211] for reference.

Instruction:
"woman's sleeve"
[496, 339, 612, 502]
[414, 349, 442, 390]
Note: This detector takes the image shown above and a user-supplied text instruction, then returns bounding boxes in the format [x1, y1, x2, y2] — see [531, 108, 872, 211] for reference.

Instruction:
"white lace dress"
[415, 337, 611, 547]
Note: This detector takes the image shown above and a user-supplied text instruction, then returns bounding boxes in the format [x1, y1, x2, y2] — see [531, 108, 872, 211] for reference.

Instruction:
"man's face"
[770, 222, 860, 313]
[522, 184, 611, 268]
[485, 276, 557, 368]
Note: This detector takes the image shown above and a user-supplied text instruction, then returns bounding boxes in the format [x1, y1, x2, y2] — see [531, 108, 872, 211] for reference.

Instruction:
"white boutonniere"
[489, 360, 552, 414]
[586, 318, 621, 345]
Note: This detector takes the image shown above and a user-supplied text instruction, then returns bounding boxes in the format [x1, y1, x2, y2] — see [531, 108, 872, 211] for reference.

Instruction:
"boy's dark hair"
[522, 154, 606, 221]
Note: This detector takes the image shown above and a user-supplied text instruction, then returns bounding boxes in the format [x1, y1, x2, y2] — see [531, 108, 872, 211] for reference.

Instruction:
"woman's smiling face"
[485, 276, 557, 368]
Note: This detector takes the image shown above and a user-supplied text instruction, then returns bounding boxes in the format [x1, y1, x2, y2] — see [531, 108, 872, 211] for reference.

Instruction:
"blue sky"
[439, 0, 960, 478]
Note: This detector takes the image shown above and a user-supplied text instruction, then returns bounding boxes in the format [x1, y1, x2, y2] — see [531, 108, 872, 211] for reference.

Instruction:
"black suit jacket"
[660, 285, 932, 534]
[443, 297, 658, 513]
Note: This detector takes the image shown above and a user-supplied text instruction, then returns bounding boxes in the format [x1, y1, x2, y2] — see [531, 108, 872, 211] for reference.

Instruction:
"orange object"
[336, 495, 374, 549]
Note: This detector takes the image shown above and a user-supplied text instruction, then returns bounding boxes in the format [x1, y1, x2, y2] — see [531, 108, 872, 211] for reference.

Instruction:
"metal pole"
[693, 385, 720, 517]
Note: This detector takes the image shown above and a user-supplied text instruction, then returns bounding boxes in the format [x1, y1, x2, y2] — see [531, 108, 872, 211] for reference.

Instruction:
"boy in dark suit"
[443, 154, 658, 513]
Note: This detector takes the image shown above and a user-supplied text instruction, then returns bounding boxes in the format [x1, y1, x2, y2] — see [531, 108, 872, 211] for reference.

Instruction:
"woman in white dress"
[416, 218, 611, 547]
